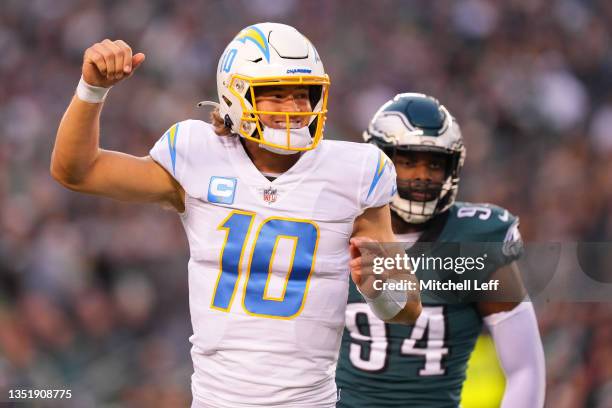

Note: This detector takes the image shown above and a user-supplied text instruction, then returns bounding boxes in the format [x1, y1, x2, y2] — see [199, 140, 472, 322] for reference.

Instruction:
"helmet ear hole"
[309, 85, 322, 109]
[308, 117, 318, 136]
[224, 114, 233, 129]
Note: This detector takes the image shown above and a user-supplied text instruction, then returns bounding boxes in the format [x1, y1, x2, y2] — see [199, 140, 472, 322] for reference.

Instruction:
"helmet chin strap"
[259, 126, 312, 155]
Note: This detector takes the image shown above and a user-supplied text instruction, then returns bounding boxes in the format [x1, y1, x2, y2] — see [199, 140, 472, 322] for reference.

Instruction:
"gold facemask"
[228, 74, 331, 152]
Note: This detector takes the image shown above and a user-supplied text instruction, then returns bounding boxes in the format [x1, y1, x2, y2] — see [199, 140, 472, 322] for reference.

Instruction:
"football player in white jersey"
[51, 23, 421, 407]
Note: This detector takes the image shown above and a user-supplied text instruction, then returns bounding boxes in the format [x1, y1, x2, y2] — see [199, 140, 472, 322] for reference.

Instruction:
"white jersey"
[150, 120, 396, 407]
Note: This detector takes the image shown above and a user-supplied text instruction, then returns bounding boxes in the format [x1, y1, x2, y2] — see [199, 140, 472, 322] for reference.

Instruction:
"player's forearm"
[484, 302, 546, 407]
[381, 252, 422, 324]
[52, 39, 144, 188]
[51, 96, 103, 186]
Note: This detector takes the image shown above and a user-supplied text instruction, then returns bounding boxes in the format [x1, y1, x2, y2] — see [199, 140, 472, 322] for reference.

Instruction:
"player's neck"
[392, 211, 427, 234]
[241, 138, 301, 174]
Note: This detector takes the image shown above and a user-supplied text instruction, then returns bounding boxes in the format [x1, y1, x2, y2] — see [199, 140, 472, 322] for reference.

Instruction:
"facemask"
[397, 179, 443, 202]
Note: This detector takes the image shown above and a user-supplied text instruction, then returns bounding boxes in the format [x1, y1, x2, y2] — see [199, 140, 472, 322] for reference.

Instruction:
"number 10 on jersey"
[212, 210, 319, 319]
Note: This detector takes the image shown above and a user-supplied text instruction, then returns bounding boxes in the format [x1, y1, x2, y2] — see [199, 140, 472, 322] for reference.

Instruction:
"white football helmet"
[216, 23, 330, 154]
[364, 93, 466, 224]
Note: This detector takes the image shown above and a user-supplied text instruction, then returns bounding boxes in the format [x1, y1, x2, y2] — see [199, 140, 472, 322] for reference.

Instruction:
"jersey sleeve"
[359, 145, 397, 210]
[149, 120, 192, 186]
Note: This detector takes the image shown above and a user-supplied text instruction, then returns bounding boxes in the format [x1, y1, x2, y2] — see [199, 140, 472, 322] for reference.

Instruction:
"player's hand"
[82, 39, 146, 88]
[349, 236, 387, 299]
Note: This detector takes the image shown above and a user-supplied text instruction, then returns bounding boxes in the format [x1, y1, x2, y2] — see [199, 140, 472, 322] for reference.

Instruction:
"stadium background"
[1, 0, 611, 407]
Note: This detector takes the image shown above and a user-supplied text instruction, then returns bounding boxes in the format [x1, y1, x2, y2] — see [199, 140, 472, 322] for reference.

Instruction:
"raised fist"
[82, 39, 145, 88]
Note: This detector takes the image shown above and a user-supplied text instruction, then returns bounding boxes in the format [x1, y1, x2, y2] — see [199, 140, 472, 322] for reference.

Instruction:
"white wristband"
[357, 279, 407, 321]
[76, 76, 111, 103]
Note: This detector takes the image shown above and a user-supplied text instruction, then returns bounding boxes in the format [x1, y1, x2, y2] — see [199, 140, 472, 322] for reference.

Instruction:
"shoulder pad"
[448, 202, 523, 267]
[450, 202, 518, 242]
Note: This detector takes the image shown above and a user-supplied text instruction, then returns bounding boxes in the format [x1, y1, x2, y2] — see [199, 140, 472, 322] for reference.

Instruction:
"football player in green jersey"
[336, 94, 545, 408]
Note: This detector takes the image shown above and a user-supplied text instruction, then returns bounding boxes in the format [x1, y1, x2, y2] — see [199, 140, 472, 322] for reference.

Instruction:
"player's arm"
[350, 204, 422, 324]
[50, 39, 184, 211]
[477, 262, 546, 408]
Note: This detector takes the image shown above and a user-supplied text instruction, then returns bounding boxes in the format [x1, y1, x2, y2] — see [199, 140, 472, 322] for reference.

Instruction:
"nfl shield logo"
[263, 187, 277, 203]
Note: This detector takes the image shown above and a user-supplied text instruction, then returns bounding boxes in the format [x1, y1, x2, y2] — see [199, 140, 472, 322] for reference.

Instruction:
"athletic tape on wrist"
[76, 76, 111, 103]
[357, 279, 408, 321]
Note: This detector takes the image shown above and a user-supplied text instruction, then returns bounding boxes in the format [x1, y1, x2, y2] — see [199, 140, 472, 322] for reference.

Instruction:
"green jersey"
[336, 202, 522, 408]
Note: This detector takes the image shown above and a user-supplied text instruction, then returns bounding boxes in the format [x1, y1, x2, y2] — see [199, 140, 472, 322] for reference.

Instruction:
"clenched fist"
[82, 39, 145, 88]
[349, 236, 416, 297]
[349, 236, 389, 298]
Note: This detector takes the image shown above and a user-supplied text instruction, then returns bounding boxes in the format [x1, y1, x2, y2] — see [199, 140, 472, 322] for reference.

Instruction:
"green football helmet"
[364, 93, 466, 224]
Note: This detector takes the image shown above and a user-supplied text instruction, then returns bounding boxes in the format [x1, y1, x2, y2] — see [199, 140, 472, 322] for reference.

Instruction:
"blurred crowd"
[1, 0, 611, 406]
